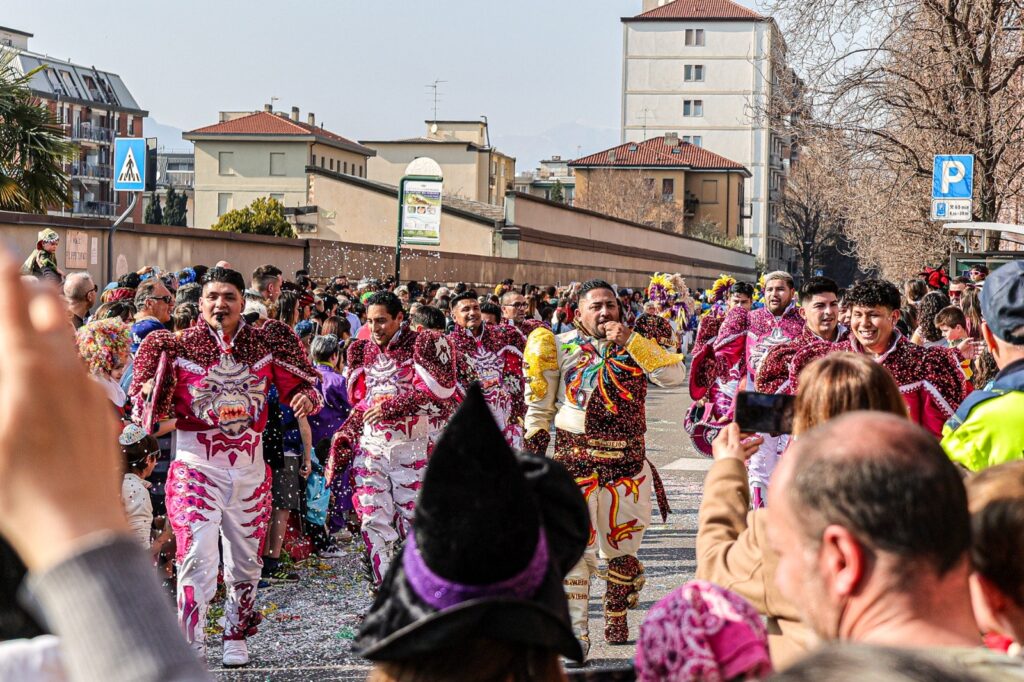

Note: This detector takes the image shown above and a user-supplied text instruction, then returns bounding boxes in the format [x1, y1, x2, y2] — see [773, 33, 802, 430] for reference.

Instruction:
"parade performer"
[447, 292, 526, 448]
[326, 291, 456, 586]
[500, 288, 547, 339]
[692, 275, 738, 355]
[523, 279, 686, 656]
[130, 267, 323, 667]
[684, 304, 750, 456]
[789, 279, 969, 436]
[645, 273, 694, 352]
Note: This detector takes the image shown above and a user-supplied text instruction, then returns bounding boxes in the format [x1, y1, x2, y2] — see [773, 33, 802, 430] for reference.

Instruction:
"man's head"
[767, 412, 970, 642]
[500, 290, 529, 323]
[979, 260, 1024, 369]
[799, 277, 841, 340]
[969, 264, 989, 283]
[845, 279, 902, 354]
[451, 292, 483, 332]
[410, 305, 446, 332]
[576, 280, 620, 339]
[251, 264, 283, 303]
[728, 282, 755, 311]
[200, 267, 246, 332]
[763, 271, 796, 315]
[63, 272, 97, 311]
[134, 279, 173, 324]
[948, 276, 970, 307]
[365, 291, 404, 347]
[480, 302, 501, 326]
[935, 306, 969, 344]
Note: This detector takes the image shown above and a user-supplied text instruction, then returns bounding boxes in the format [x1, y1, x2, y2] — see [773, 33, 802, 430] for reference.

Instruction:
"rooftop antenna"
[426, 79, 447, 121]
[270, 95, 279, 112]
[641, 107, 651, 139]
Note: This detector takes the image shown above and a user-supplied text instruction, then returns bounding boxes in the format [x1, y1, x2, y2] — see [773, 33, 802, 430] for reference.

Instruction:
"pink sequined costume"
[325, 325, 456, 585]
[685, 307, 750, 456]
[789, 332, 970, 436]
[447, 322, 525, 448]
[524, 315, 686, 645]
[130, 319, 322, 652]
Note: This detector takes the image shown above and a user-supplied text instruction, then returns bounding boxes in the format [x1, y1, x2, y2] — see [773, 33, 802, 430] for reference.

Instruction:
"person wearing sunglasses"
[131, 279, 174, 353]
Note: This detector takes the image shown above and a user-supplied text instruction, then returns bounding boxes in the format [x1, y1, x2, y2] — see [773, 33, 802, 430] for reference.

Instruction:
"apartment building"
[362, 120, 516, 206]
[514, 156, 576, 205]
[2, 25, 146, 221]
[570, 133, 750, 238]
[621, 0, 794, 269]
[184, 106, 375, 229]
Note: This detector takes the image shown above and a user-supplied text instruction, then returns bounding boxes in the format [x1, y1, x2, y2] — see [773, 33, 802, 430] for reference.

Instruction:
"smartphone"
[734, 391, 796, 435]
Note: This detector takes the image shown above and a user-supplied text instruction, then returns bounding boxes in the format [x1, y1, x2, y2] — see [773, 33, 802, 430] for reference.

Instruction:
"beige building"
[184, 106, 375, 229]
[571, 133, 750, 238]
[361, 120, 515, 206]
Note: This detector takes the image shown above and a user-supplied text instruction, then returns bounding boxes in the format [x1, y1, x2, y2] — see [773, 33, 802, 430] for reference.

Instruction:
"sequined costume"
[507, 317, 547, 340]
[325, 325, 457, 585]
[130, 319, 322, 653]
[684, 307, 750, 456]
[523, 316, 686, 645]
[789, 332, 970, 436]
[754, 325, 845, 395]
[447, 322, 526, 448]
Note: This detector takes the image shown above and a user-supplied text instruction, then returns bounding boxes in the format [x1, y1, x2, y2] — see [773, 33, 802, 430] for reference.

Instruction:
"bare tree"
[762, 0, 1024, 272]
[575, 168, 680, 232]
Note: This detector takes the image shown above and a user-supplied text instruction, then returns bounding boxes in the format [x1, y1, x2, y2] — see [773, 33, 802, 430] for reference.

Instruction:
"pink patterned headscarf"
[636, 580, 772, 682]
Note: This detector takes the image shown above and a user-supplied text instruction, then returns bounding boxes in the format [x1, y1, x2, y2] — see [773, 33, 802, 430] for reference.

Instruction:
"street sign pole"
[110, 137, 148, 283]
[107, 193, 138, 284]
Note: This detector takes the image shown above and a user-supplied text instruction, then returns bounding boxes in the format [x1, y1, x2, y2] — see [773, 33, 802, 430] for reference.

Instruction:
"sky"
[6, 0, 760, 170]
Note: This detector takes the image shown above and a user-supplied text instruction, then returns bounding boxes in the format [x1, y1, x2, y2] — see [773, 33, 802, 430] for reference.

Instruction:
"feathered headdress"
[706, 274, 736, 304]
[647, 273, 677, 304]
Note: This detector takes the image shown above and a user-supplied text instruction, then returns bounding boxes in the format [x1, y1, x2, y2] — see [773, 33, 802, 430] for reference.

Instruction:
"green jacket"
[942, 359, 1024, 471]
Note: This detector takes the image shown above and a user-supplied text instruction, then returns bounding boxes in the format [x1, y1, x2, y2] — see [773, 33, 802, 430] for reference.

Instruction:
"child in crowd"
[119, 424, 160, 548]
[20, 228, 65, 282]
[75, 318, 132, 416]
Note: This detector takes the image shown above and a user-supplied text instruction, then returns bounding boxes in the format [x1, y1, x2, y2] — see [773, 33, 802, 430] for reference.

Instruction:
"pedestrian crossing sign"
[113, 138, 146, 191]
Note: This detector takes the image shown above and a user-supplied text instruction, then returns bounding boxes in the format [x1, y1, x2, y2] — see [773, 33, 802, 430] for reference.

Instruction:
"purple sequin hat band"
[403, 529, 549, 611]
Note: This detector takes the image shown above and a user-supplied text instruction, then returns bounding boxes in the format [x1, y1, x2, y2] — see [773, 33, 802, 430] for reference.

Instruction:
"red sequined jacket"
[447, 322, 525, 421]
[129, 319, 322, 466]
[789, 333, 970, 436]
[754, 325, 849, 395]
[745, 305, 805, 382]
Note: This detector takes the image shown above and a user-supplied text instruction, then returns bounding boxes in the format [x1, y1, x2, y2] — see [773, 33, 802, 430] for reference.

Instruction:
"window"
[684, 65, 705, 82]
[218, 152, 234, 176]
[685, 29, 705, 46]
[662, 178, 675, 200]
[217, 193, 232, 216]
[330, 158, 335, 171]
[702, 179, 719, 204]
[270, 152, 285, 176]
[310, 151, 316, 166]
[683, 100, 704, 117]
[682, 135, 703, 146]
[270, 193, 284, 203]
[344, 161, 348, 174]
[128, 117, 135, 135]
[359, 165, 363, 177]
[643, 178, 656, 192]
[320, 156, 325, 168]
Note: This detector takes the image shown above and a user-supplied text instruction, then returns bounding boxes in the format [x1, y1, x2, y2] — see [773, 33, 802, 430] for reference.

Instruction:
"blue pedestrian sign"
[113, 138, 146, 192]
[932, 155, 973, 199]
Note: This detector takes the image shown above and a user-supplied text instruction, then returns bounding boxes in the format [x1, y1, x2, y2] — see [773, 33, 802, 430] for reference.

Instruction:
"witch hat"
[355, 382, 589, 662]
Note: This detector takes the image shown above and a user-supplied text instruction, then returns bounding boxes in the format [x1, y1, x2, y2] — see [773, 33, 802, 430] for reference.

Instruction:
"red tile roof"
[186, 111, 375, 156]
[570, 136, 749, 174]
[627, 0, 765, 21]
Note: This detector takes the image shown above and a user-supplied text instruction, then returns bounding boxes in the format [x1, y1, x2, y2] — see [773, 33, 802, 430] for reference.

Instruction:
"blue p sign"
[932, 155, 974, 199]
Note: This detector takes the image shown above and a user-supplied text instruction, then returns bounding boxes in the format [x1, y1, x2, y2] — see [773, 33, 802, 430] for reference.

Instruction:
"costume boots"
[603, 555, 644, 643]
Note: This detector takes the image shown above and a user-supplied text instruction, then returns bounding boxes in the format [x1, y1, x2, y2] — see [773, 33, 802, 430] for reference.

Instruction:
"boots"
[603, 555, 643, 644]
[564, 574, 591, 665]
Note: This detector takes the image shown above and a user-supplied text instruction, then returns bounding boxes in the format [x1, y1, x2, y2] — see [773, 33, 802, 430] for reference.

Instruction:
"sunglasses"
[504, 302, 529, 309]
[149, 295, 174, 304]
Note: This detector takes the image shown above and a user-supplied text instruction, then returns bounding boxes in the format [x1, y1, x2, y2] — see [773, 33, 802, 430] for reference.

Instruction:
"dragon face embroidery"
[189, 353, 268, 436]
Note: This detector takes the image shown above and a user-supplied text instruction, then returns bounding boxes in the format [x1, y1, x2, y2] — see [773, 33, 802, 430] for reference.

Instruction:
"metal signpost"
[395, 157, 443, 282]
[930, 154, 974, 221]
[108, 138, 147, 282]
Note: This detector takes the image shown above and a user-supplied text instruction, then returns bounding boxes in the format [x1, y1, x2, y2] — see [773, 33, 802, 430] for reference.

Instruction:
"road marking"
[661, 457, 713, 471]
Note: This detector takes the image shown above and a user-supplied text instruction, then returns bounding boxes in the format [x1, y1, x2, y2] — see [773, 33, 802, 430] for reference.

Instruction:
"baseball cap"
[980, 261, 1024, 344]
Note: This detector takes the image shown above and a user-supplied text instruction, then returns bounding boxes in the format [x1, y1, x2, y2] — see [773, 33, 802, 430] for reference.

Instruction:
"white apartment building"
[621, 0, 793, 269]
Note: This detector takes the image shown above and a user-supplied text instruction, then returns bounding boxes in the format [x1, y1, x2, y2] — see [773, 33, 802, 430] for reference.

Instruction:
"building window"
[359, 165, 363, 177]
[684, 65, 705, 82]
[218, 152, 234, 176]
[344, 161, 348, 174]
[682, 135, 703, 146]
[330, 158, 335, 171]
[270, 193, 284, 203]
[683, 100, 704, 117]
[685, 29, 705, 46]
[217, 193, 232, 216]
[310, 151, 316, 165]
[643, 178, 655, 192]
[128, 117, 135, 135]
[702, 179, 719, 204]
[320, 156, 325, 168]
[662, 178, 674, 200]
[270, 152, 286, 176]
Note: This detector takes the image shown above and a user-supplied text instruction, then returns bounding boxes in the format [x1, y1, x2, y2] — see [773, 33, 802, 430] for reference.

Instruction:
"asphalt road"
[209, 383, 706, 680]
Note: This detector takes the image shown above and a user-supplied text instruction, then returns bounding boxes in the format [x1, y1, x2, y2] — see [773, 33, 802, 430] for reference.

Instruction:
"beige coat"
[695, 458, 813, 669]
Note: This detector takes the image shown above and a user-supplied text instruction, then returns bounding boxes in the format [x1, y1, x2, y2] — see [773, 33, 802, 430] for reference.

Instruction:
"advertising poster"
[400, 179, 442, 245]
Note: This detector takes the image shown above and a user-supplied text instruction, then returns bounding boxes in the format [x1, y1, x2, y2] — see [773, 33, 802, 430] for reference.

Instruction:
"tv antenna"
[641, 108, 652, 139]
[426, 79, 447, 121]
[270, 95, 279, 112]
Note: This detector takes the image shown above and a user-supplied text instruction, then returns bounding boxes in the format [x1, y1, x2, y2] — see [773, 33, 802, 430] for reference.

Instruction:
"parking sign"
[931, 154, 973, 221]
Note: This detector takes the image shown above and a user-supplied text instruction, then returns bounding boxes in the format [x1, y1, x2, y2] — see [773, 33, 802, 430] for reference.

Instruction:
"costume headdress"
[356, 383, 589, 662]
[75, 318, 131, 376]
[706, 274, 736, 304]
[920, 266, 950, 290]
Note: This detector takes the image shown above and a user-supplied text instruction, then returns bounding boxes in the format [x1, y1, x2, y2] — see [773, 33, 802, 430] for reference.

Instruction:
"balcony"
[70, 162, 112, 181]
[69, 123, 113, 144]
[73, 200, 116, 217]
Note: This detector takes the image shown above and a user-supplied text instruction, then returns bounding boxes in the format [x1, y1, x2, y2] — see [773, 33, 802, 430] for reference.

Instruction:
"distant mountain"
[142, 118, 192, 153]
[492, 120, 620, 173]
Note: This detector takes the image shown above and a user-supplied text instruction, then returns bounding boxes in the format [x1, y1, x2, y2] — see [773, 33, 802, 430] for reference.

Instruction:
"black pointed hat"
[355, 383, 589, 662]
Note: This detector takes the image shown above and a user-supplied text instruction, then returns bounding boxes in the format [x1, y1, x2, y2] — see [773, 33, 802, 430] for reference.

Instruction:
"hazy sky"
[6, 0, 761, 169]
